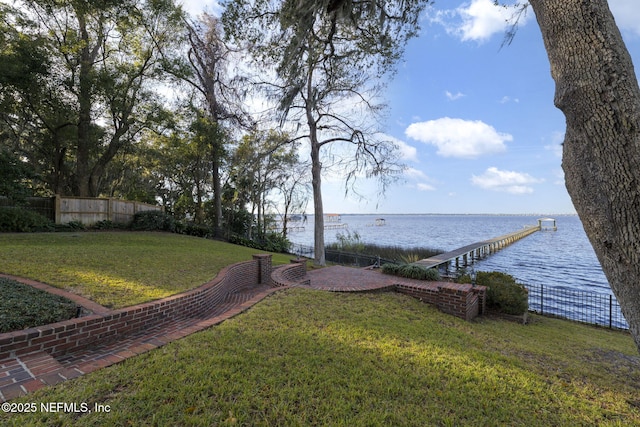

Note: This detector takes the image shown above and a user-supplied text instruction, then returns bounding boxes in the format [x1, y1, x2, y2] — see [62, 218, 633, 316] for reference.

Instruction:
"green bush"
[130, 210, 177, 232]
[54, 220, 86, 231]
[181, 222, 213, 238]
[260, 232, 291, 253]
[381, 263, 441, 281]
[90, 220, 128, 230]
[228, 232, 291, 253]
[0, 278, 79, 333]
[0, 206, 54, 232]
[381, 263, 402, 275]
[476, 271, 528, 315]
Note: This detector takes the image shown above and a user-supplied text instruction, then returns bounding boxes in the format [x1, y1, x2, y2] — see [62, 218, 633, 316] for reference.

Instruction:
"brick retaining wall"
[395, 282, 486, 321]
[271, 259, 310, 287]
[0, 255, 273, 361]
[0, 258, 486, 363]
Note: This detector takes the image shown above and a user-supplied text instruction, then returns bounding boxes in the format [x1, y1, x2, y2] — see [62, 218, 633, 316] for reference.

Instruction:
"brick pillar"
[253, 254, 272, 286]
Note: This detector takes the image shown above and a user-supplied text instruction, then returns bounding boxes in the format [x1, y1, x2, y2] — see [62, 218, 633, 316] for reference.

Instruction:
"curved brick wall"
[0, 255, 275, 361]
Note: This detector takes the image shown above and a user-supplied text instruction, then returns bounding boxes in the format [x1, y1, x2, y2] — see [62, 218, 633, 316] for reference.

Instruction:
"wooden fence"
[55, 196, 162, 225]
[1, 196, 162, 225]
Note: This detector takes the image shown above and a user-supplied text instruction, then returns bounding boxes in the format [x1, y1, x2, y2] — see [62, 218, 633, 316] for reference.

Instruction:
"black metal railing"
[524, 283, 628, 330]
[287, 243, 630, 330]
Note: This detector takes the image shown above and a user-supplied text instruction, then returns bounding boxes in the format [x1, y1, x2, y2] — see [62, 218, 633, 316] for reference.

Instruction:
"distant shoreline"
[298, 213, 578, 217]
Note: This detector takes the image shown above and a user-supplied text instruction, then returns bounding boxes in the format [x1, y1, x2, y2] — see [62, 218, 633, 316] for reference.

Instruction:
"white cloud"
[387, 136, 419, 162]
[417, 183, 436, 191]
[445, 90, 465, 101]
[405, 167, 428, 179]
[404, 168, 437, 191]
[405, 117, 512, 158]
[429, 0, 531, 43]
[471, 167, 543, 194]
[499, 96, 519, 104]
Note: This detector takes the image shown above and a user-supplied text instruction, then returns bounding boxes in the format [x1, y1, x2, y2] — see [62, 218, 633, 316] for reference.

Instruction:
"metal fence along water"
[289, 243, 629, 330]
[524, 283, 628, 330]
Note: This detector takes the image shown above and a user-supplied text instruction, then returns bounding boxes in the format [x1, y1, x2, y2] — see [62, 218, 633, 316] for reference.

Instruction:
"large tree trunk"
[212, 155, 223, 237]
[75, 11, 93, 197]
[310, 140, 326, 266]
[529, 0, 640, 351]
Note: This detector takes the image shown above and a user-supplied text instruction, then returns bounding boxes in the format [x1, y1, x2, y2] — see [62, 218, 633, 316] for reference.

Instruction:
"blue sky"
[183, 0, 640, 215]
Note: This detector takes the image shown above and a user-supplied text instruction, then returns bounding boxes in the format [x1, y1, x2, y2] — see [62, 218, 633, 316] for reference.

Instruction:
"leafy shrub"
[91, 220, 128, 230]
[181, 222, 213, 238]
[476, 271, 528, 315]
[228, 232, 291, 253]
[55, 220, 86, 231]
[259, 232, 291, 253]
[130, 210, 176, 232]
[228, 233, 262, 250]
[0, 206, 54, 232]
[381, 263, 441, 281]
[0, 278, 79, 333]
[381, 263, 402, 275]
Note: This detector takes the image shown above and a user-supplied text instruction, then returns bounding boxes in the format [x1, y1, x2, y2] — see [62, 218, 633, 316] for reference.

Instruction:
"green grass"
[2, 289, 638, 426]
[1, 231, 638, 425]
[0, 232, 292, 309]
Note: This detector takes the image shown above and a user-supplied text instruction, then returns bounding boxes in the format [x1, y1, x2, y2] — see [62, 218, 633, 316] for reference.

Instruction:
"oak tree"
[527, 0, 640, 351]
[223, 0, 429, 265]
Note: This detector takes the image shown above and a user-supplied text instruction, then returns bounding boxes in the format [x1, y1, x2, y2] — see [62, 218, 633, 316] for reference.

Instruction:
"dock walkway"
[413, 225, 540, 270]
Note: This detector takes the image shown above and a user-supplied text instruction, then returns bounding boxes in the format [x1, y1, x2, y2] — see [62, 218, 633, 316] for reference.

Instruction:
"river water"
[287, 214, 627, 328]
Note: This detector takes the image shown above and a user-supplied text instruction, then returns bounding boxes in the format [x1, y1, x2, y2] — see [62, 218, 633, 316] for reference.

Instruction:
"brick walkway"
[0, 277, 279, 402]
[0, 266, 443, 402]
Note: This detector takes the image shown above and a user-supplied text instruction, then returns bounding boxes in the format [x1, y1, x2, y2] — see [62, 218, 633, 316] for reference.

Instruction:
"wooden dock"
[413, 224, 541, 270]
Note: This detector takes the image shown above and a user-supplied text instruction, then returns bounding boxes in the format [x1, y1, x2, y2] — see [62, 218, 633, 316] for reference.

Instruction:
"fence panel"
[0, 197, 56, 221]
[287, 243, 630, 330]
[55, 196, 162, 225]
[525, 283, 628, 330]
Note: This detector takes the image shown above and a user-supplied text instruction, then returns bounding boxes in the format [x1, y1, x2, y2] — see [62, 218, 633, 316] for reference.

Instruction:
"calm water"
[289, 214, 629, 327]
[288, 214, 611, 294]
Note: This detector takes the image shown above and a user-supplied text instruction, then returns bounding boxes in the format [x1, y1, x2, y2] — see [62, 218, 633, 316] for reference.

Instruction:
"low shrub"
[0, 206, 54, 232]
[55, 220, 86, 231]
[0, 277, 79, 333]
[381, 263, 402, 275]
[181, 222, 213, 238]
[260, 232, 291, 253]
[381, 263, 441, 281]
[90, 220, 128, 230]
[130, 210, 177, 232]
[476, 271, 528, 315]
[228, 232, 291, 253]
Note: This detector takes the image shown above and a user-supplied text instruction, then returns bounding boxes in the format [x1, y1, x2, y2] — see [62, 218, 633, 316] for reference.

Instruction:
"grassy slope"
[0, 232, 638, 425]
[2, 289, 639, 426]
[0, 232, 292, 309]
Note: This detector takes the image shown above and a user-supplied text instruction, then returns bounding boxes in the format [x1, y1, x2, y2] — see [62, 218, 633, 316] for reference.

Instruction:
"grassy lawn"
[1, 231, 639, 425]
[0, 232, 292, 309]
[1, 289, 638, 426]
